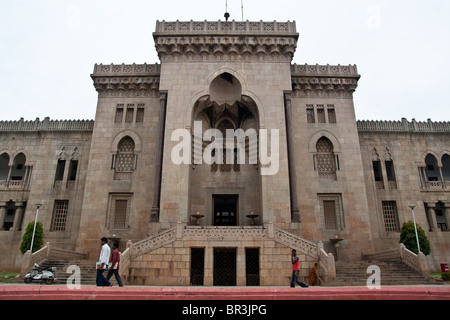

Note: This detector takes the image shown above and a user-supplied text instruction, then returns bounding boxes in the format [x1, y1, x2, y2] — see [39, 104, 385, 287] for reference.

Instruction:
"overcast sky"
[0, 0, 449, 122]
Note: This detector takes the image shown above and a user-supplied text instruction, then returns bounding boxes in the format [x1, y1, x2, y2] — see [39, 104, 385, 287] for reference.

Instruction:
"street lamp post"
[409, 204, 421, 254]
[30, 204, 42, 253]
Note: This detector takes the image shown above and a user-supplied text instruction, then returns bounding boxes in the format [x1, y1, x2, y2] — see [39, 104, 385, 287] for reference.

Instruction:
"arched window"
[442, 154, 450, 182]
[0, 153, 10, 184]
[316, 137, 337, 181]
[424, 154, 439, 182]
[114, 136, 136, 180]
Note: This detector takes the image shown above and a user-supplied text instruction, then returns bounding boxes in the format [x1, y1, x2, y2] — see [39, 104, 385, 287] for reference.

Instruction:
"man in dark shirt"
[106, 242, 124, 287]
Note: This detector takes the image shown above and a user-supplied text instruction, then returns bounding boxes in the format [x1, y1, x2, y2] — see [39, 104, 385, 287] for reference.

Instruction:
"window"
[327, 105, 336, 123]
[113, 137, 136, 180]
[317, 105, 326, 123]
[372, 161, 382, 181]
[136, 105, 145, 123]
[115, 105, 124, 123]
[55, 160, 66, 182]
[125, 105, 135, 123]
[382, 201, 400, 232]
[319, 194, 344, 231]
[115, 103, 145, 124]
[68, 160, 78, 181]
[306, 104, 337, 124]
[424, 154, 439, 181]
[50, 200, 69, 232]
[385, 161, 397, 189]
[323, 200, 337, 230]
[306, 105, 315, 123]
[114, 200, 127, 229]
[316, 137, 337, 181]
[108, 194, 131, 230]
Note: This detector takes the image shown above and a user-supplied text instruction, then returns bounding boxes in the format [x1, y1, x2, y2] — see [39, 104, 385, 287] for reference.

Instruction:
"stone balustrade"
[357, 118, 450, 133]
[0, 117, 94, 132]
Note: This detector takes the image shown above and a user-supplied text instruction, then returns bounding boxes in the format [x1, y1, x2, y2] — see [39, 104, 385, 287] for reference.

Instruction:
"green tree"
[399, 221, 431, 255]
[20, 222, 44, 254]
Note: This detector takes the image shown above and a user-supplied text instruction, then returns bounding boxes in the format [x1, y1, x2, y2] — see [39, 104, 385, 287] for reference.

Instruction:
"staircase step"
[327, 259, 440, 286]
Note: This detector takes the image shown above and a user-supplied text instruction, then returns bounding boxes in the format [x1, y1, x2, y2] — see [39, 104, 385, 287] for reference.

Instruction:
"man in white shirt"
[96, 237, 112, 287]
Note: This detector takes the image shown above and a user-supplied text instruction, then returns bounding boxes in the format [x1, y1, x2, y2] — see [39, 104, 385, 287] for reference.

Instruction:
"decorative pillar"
[0, 202, 6, 230]
[13, 202, 25, 231]
[283, 92, 300, 222]
[444, 203, 450, 231]
[150, 91, 168, 222]
[426, 203, 439, 232]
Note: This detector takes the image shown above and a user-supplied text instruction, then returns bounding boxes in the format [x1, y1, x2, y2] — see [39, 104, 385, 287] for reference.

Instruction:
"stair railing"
[362, 243, 429, 277]
[20, 242, 88, 276]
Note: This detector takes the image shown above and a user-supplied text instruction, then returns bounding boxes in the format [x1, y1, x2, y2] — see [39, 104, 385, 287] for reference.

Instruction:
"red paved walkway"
[1, 285, 449, 300]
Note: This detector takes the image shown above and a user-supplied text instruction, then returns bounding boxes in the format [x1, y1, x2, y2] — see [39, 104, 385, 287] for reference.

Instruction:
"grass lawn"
[0, 271, 20, 283]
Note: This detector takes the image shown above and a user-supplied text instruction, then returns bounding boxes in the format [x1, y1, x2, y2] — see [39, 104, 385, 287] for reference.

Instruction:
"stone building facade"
[0, 20, 449, 286]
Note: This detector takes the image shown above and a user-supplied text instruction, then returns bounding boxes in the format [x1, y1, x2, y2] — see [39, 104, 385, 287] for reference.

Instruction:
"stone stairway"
[39, 260, 124, 286]
[325, 260, 440, 286]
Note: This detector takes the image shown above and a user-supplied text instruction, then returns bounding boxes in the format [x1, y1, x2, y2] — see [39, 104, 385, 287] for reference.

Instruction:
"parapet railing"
[291, 63, 359, 77]
[357, 118, 450, 133]
[120, 223, 337, 284]
[361, 243, 429, 277]
[92, 63, 161, 77]
[154, 20, 298, 35]
[20, 242, 88, 276]
[0, 117, 94, 132]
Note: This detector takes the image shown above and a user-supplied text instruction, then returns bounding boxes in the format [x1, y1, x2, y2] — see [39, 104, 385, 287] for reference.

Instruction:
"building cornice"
[90, 63, 161, 97]
[153, 20, 299, 63]
[291, 64, 361, 98]
[357, 118, 450, 133]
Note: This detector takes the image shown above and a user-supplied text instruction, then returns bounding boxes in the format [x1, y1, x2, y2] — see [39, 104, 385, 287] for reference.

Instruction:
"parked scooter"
[24, 263, 57, 284]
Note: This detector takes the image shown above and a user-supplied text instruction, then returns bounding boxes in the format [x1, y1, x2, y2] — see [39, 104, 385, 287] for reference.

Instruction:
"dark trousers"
[106, 269, 123, 287]
[96, 269, 111, 287]
[290, 270, 308, 288]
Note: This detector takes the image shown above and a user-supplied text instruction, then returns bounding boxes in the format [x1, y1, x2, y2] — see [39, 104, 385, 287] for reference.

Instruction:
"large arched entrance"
[188, 72, 262, 226]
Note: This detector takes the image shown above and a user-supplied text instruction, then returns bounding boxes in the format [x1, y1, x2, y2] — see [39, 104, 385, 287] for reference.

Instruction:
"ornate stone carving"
[291, 64, 360, 98]
[183, 226, 267, 240]
[91, 63, 161, 97]
[153, 21, 298, 63]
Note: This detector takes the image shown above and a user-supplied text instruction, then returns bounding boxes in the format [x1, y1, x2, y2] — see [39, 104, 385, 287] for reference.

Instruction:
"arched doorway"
[188, 72, 262, 226]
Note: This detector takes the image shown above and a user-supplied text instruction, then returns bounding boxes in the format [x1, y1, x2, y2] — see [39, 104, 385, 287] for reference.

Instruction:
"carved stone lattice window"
[50, 200, 69, 232]
[114, 137, 136, 180]
[316, 137, 337, 181]
[306, 105, 315, 123]
[327, 105, 336, 123]
[317, 105, 326, 123]
[382, 201, 400, 232]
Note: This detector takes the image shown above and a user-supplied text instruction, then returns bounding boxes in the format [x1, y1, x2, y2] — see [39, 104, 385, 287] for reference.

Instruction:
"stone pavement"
[1, 284, 449, 300]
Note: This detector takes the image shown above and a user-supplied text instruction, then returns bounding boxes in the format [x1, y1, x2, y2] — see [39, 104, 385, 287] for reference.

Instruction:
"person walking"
[96, 237, 112, 287]
[290, 249, 308, 288]
[106, 241, 123, 287]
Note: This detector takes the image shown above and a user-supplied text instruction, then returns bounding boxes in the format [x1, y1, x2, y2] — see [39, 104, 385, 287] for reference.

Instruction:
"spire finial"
[224, 0, 230, 21]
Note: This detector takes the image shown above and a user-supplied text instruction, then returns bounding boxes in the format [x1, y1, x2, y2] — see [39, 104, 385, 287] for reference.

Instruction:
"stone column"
[204, 247, 214, 286]
[13, 202, 25, 231]
[283, 92, 300, 222]
[236, 247, 246, 286]
[444, 203, 450, 231]
[426, 203, 439, 232]
[0, 202, 6, 230]
[150, 91, 168, 222]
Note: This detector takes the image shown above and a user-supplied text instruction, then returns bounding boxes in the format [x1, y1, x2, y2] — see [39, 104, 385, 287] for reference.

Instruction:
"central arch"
[188, 72, 262, 226]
